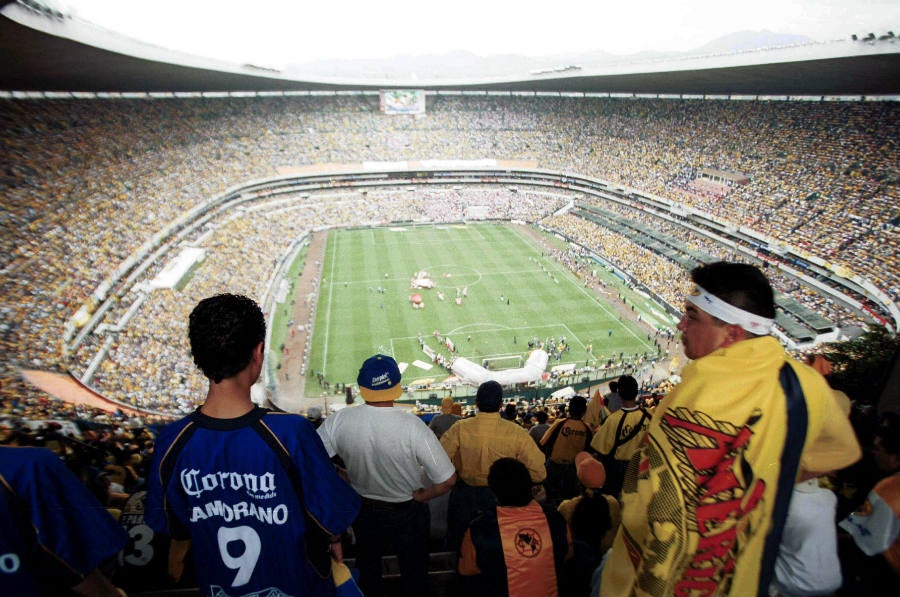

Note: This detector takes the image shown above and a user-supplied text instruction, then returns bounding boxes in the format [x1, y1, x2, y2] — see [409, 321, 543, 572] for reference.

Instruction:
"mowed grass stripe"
[304, 223, 651, 394]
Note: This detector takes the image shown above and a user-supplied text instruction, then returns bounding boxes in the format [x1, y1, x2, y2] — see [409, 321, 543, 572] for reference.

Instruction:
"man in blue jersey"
[147, 293, 360, 597]
[0, 445, 128, 596]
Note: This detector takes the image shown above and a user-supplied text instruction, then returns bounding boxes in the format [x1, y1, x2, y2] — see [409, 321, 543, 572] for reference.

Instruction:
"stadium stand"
[2, 95, 898, 417]
[1, 7, 897, 594]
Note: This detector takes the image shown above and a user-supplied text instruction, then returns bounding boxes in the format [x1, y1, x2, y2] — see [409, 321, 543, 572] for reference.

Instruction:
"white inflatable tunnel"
[450, 349, 549, 386]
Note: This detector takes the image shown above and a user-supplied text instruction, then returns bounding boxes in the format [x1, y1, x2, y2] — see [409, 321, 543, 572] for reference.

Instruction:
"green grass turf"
[299, 222, 658, 395]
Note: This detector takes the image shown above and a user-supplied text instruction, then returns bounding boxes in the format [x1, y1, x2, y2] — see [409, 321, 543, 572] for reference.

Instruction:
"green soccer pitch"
[300, 222, 659, 395]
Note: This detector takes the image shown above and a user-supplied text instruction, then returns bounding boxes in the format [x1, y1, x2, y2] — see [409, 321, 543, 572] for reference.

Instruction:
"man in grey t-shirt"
[318, 354, 457, 597]
[529, 410, 551, 445]
[429, 397, 461, 439]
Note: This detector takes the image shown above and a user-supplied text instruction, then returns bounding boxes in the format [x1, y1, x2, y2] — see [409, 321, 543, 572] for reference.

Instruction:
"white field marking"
[321, 233, 338, 377]
[507, 223, 557, 260]
[570, 277, 653, 349]
[447, 323, 572, 336]
[397, 235, 468, 246]
[413, 264, 484, 288]
[508, 225, 653, 350]
[398, 264, 567, 289]
[447, 322, 512, 334]
[560, 322, 587, 350]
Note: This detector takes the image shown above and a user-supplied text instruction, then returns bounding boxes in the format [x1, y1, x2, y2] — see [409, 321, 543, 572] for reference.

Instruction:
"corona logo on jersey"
[180, 469, 277, 500]
[627, 406, 767, 596]
[179, 468, 290, 526]
[560, 425, 586, 438]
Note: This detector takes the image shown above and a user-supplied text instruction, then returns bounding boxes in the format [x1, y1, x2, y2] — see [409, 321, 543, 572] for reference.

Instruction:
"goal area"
[480, 354, 523, 370]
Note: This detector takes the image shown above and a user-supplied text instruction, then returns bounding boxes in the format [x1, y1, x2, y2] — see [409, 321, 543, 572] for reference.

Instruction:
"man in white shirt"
[318, 354, 457, 597]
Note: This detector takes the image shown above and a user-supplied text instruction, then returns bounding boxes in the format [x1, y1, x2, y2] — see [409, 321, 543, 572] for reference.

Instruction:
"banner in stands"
[380, 89, 426, 114]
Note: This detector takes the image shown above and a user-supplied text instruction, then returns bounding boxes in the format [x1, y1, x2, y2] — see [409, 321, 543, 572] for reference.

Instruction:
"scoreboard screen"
[380, 89, 426, 114]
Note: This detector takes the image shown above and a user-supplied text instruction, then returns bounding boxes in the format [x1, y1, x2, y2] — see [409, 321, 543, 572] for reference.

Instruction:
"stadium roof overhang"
[2, 4, 900, 96]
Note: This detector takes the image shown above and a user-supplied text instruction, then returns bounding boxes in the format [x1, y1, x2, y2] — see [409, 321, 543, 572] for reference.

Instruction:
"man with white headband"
[599, 261, 860, 597]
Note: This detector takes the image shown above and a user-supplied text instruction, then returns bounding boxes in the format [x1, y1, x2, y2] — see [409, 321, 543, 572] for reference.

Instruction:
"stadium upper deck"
[2, 0, 899, 95]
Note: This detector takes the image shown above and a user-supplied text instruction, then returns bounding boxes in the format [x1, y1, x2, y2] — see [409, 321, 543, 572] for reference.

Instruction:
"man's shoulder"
[566, 417, 591, 428]
[156, 413, 196, 444]
[787, 358, 833, 394]
[0, 445, 63, 478]
[430, 413, 459, 425]
[604, 409, 626, 423]
[498, 417, 533, 439]
[160, 412, 194, 429]
[330, 404, 420, 426]
[541, 501, 568, 525]
[317, 404, 362, 429]
[374, 406, 426, 425]
[442, 414, 478, 436]
[259, 410, 317, 439]
[455, 414, 480, 427]
[261, 410, 307, 426]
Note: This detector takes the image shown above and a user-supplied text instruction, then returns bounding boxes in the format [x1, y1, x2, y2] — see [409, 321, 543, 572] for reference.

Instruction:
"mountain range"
[284, 30, 814, 80]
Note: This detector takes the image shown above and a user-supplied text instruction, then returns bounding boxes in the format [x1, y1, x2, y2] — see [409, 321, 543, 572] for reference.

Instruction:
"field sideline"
[298, 222, 658, 396]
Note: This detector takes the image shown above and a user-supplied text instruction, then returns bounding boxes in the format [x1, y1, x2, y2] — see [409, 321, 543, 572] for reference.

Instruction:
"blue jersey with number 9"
[147, 407, 360, 597]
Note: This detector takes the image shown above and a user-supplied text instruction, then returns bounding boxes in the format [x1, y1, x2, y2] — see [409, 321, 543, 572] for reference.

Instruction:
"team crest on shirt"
[627, 407, 767, 597]
[514, 528, 543, 557]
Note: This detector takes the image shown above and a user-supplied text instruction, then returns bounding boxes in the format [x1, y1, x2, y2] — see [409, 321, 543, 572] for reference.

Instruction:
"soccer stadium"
[1, 1, 899, 596]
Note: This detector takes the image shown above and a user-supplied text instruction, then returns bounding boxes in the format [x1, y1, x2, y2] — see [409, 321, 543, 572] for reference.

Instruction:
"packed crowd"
[1, 95, 897, 414]
[3, 255, 899, 596]
[546, 209, 875, 330]
[71, 186, 563, 412]
[546, 212, 691, 308]
[3, 369, 896, 596]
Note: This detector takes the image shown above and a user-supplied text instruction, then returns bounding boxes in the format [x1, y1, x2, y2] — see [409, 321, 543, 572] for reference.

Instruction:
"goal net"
[481, 354, 523, 370]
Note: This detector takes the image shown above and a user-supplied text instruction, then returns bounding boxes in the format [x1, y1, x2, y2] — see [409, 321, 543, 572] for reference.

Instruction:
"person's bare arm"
[413, 472, 457, 502]
[72, 568, 126, 597]
[167, 537, 192, 582]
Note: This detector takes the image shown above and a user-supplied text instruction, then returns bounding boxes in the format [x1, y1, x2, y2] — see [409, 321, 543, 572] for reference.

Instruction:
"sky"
[57, 0, 900, 68]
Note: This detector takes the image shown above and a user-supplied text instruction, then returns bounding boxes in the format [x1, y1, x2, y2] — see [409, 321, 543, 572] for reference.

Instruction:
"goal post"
[480, 354, 523, 370]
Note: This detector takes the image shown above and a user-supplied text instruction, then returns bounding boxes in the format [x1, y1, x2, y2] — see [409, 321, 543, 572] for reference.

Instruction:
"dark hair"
[488, 457, 533, 507]
[568, 396, 588, 418]
[880, 411, 900, 435]
[609, 381, 618, 392]
[476, 380, 503, 412]
[570, 491, 612, 548]
[503, 402, 518, 420]
[874, 425, 900, 458]
[534, 410, 549, 424]
[189, 294, 265, 383]
[690, 261, 776, 322]
[617, 376, 639, 402]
